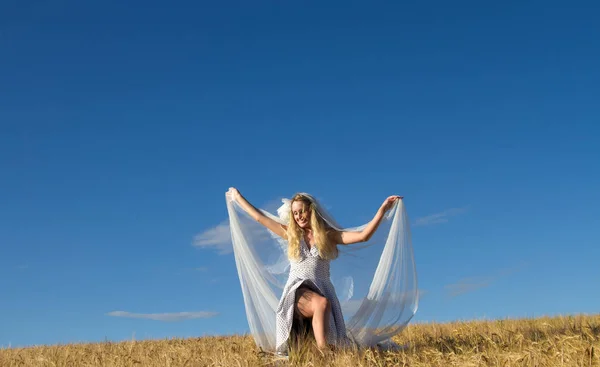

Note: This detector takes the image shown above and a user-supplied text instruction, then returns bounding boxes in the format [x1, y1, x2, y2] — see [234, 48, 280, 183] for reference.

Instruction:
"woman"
[225, 187, 415, 356]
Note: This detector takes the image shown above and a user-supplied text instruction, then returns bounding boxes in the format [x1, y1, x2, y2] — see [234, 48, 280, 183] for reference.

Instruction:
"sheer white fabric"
[225, 192, 418, 352]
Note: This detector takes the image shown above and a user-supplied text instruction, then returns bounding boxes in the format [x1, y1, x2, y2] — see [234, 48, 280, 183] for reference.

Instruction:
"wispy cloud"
[107, 311, 218, 322]
[444, 263, 526, 298]
[193, 220, 233, 254]
[445, 276, 493, 297]
[413, 207, 468, 226]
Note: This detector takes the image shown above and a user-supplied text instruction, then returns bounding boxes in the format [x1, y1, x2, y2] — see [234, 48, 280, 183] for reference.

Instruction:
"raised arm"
[227, 187, 287, 239]
[330, 195, 402, 245]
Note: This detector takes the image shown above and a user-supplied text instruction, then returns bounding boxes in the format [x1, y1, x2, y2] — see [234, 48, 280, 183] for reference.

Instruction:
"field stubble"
[1, 314, 599, 366]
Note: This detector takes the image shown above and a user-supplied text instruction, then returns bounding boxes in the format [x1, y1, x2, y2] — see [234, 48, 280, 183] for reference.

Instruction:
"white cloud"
[444, 263, 526, 298]
[445, 277, 492, 297]
[193, 220, 233, 254]
[107, 311, 218, 322]
[193, 216, 274, 255]
[413, 207, 468, 226]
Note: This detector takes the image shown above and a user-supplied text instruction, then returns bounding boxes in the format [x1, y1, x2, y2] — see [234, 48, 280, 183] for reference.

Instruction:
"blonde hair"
[286, 193, 338, 261]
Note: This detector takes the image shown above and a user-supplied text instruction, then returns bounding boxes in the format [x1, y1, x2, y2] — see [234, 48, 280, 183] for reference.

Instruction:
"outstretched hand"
[380, 195, 403, 212]
[227, 187, 241, 201]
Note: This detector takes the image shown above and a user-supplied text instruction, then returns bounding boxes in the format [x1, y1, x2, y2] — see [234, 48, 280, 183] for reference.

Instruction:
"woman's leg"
[295, 286, 331, 349]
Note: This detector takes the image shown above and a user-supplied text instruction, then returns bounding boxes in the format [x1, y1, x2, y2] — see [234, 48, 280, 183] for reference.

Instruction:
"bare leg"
[310, 296, 330, 349]
[295, 287, 330, 349]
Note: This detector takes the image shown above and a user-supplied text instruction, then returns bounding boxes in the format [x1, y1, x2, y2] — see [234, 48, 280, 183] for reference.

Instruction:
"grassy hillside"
[1, 314, 599, 366]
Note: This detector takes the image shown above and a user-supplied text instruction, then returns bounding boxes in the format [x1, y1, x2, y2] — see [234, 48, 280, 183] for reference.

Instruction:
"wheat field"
[1, 314, 598, 366]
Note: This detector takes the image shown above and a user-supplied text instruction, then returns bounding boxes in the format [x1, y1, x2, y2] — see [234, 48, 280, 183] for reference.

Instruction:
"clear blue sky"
[1, 0, 599, 348]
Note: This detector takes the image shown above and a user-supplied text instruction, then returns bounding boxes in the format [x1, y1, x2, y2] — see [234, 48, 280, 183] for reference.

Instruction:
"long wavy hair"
[286, 193, 339, 261]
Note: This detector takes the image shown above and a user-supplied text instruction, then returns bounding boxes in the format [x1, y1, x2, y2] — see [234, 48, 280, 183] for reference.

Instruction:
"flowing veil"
[225, 190, 418, 351]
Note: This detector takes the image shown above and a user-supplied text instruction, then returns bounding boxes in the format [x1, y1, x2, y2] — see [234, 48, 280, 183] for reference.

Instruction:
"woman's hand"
[380, 195, 403, 212]
[334, 194, 404, 245]
[226, 187, 288, 238]
[227, 187, 241, 201]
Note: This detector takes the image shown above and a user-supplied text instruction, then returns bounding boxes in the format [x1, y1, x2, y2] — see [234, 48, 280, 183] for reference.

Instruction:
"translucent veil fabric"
[225, 191, 418, 351]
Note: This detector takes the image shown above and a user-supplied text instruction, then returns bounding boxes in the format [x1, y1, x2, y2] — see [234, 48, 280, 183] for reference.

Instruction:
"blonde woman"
[227, 187, 401, 355]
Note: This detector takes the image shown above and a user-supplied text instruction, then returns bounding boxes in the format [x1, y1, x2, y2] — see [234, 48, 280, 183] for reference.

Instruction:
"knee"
[313, 296, 329, 313]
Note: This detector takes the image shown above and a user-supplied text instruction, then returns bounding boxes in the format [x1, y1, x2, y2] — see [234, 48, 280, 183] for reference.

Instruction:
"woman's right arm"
[228, 187, 287, 239]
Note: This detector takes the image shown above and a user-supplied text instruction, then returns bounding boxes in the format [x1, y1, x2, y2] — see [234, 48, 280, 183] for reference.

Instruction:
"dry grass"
[1, 314, 599, 366]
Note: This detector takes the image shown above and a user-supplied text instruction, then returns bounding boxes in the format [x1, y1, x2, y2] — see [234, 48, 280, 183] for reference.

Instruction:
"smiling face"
[291, 199, 311, 229]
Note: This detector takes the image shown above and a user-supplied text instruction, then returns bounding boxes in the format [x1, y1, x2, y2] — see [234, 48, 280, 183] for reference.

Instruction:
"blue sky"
[1, 0, 599, 348]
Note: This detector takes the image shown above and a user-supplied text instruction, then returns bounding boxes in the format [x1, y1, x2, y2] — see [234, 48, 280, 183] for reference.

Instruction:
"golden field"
[1, 314, 599, 366]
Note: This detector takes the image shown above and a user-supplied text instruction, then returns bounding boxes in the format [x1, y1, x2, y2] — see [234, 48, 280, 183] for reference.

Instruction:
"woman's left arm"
[330, 195, 402, 245]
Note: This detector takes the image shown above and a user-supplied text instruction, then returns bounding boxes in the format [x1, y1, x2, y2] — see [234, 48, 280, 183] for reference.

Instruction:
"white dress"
[275, 240, 351, 355]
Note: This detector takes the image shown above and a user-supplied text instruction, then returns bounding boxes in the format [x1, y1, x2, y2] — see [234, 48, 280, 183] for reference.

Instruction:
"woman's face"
[291, 200, 311, 229]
